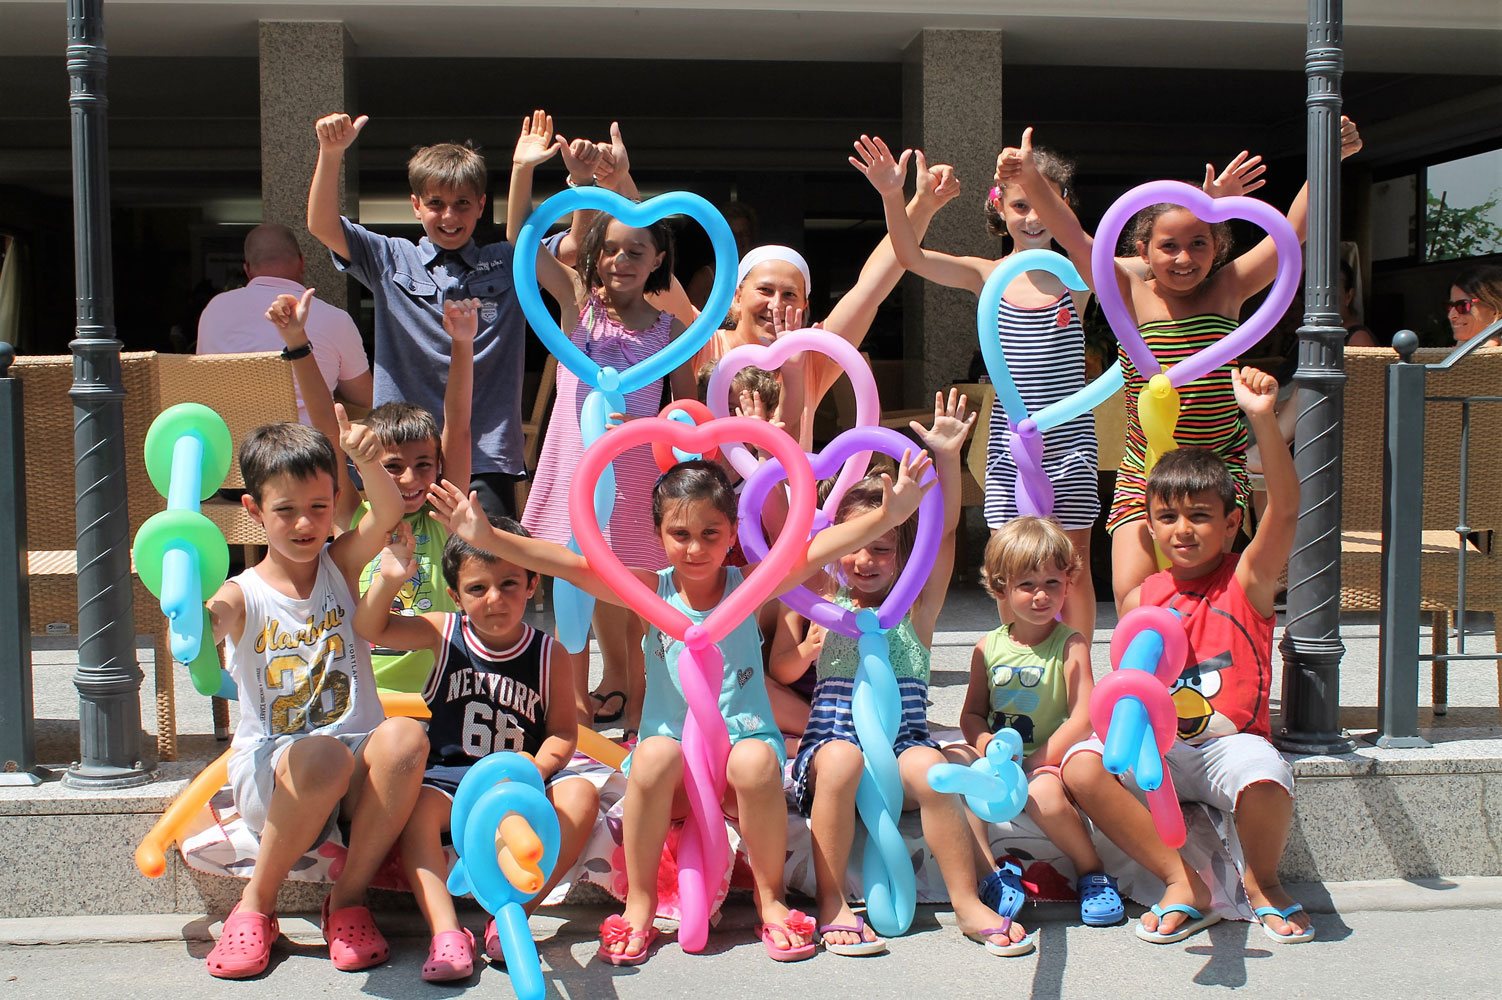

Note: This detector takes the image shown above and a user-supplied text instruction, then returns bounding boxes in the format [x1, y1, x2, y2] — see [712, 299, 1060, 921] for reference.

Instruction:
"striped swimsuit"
[1107, 313, 1251, 532]
[984, 295, 1100, 531]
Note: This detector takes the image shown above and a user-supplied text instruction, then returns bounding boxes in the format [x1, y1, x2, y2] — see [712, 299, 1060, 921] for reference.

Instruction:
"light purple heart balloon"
[1091, 181, 1301, 387]
[738, 425, 942, 636]
[1007, 420, 1053, 518]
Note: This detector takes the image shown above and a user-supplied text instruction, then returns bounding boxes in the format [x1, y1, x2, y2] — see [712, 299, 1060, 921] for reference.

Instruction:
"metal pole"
[1275, 0, 1355, 754]
[1374, 332, 1429, 748]
[0, 343, 42, 786]
[63, 0, 149, 787]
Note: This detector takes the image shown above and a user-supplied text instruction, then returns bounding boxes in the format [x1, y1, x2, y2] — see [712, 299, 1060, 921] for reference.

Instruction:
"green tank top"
[816, 590, 930, 682]
[352, 503, 457, 694]
[983, 621, 1074, 756]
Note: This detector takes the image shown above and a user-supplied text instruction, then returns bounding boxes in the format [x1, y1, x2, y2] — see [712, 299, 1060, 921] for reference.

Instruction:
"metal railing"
[1377, 320, 1502, 748]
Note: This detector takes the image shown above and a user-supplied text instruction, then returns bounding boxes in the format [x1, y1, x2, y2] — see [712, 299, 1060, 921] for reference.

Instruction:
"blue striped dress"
[790, 592, 936, 816]
[983, 295, 1100, 531]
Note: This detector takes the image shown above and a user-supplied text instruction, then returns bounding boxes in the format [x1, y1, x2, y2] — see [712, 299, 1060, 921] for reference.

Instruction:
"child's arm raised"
[592, 122, 640, 202]
[1023, 633, 1096, 770]
[265, 289, 361, 528]
[353, 522, 446, 652]
[425, 479, 648, 607]
[440, 298, 477, 492]
[852, 135, 995, 295]
[509, 111, 587, 313]
[1234, 367, 1297, 615]
[534, 636, 580, 780]
[329, 403, 406, 585]
[960, 640, 996, 751]
[767, 611, 824, 686]
[308, 113, 368, 261]
[910, 389, 977, 640]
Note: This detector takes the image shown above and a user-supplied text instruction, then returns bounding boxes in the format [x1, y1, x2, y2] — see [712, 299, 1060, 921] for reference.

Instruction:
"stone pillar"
[259, 21, 356, 308]
[901, 29, 1004, 406]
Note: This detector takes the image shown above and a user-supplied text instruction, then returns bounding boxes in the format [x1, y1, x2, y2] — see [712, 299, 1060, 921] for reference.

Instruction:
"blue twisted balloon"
[927, 728, 1030, 824]
[850, 609, 915, 937]
[447, 753, 561, 1000]
[551, 386, 626, 653]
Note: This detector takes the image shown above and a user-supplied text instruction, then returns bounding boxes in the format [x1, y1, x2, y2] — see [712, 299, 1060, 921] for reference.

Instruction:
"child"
[266, 288, 476, 695]
[775, 391, 1036, 958]
[307, 110, 526, 518]
[1061, 367, 1314, 946]
[509, 111, 697, 734]
[201, 410, 428, 979]
[959, 517, 1122, 927]
[998, 119, 1362, 609]
[425, 446, 935, 966]
[354, 519, 600, 982]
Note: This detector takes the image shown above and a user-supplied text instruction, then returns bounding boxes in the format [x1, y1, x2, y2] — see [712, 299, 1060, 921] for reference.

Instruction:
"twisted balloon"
[927, 728, 1029, 825]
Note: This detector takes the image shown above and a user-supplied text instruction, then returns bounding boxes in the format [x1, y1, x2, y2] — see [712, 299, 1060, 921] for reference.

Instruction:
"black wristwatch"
[280, 341, 313, 361]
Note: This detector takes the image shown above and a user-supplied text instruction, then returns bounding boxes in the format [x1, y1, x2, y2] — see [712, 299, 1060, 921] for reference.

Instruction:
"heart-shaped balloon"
[651, 399, 720, 471]
[513, 188, 738, 396]
[737, 424, 941, 636]
[1090, 180, 1301, 388]
[707, 329, 880, 511]
[570, 415, 816, 952]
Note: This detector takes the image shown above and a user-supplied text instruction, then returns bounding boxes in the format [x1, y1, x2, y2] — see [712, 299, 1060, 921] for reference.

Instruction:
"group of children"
[199, 107, 1361, 981]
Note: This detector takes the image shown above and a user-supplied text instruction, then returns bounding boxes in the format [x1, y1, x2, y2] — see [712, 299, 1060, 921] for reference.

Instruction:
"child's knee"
[1027, 773, 1072, 819]
[365, 717, 430, 773]
[1061, 750, 1109, 793]
[281, 735, 355, 788]
[549, 777, 601, 828]
[725, 740, 779, 791]
[629, 736, 684, 787]
[897, 745, 946, 798]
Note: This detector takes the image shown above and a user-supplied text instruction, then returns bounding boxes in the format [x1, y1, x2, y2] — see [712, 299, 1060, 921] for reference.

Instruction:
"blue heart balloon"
[512, 187, 739, 395]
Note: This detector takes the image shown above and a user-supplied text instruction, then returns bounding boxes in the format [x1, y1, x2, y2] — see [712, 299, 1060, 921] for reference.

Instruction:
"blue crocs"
[1077, 872, 1125, 926]
[979, 860, 1027, 920]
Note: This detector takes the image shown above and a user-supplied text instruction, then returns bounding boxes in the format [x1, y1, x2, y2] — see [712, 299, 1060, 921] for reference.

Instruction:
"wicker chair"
[1340, 346, 1502, 715]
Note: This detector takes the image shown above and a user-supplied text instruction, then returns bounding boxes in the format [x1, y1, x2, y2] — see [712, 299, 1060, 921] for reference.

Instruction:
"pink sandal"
[205, 903, 279, 979]
[756, 909, 817, 962]
[421, 928, 476, 982]
[321, 896, 390, 972]
[595, 914, 658, 967]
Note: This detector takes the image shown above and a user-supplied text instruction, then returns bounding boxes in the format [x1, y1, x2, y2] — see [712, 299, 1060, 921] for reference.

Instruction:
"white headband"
[735, 245, 812, 294]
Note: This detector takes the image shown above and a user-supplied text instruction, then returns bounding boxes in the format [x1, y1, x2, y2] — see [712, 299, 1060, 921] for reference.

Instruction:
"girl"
[774, 391, 1038, 958]
[425, 447, 934, 966]
[511, 111, 697, 733]
[999, 119, 1363, 608]
[959, 516, 1122, 928]
[354, 520, 599, 982]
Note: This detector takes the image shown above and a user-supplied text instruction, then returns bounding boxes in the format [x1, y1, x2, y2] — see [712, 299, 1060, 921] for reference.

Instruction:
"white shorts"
[1062, 731, 1293, 811]
[227, 731, 372, 838]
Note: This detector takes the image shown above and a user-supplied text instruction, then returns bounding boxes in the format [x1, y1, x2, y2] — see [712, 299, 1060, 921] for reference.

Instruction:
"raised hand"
[913, 150, 962, 209]
[734, 388, 784, 431]
[594, 121, 630, 184]
[425, 479, 492, 544]
[513, 109, 561, 168]
[798, 623, 826, 663]
[1339, 115, 1363, 160]
[880, 448, 935, 519]
[336, 402, 382, 466]
[315, 113, 368, 154]
[849, 134, 911, 196]
[442, 297, 480, 344]
[1231, 366, 1279, 418]
[995, 127, 1037, 186]
[377, 521, 418, 583]
[912, 388, 976, 458]
[1203, 150, 1267, 198]
[264, 288, 316, 345]
[558, 135, 603, 185]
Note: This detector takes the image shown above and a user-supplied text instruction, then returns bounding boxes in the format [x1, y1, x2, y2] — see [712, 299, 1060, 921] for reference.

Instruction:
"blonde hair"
[982, 516, 1081, 599]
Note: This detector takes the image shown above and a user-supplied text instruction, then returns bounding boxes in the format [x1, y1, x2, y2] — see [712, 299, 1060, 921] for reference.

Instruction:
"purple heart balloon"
[738, 425, 942, 636]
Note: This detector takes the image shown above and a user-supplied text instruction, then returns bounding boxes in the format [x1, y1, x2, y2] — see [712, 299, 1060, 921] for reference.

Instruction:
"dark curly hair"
[1127, 199, 1234, 270]
[578, 213, 675, 295]
[985, 145, 1079, 239]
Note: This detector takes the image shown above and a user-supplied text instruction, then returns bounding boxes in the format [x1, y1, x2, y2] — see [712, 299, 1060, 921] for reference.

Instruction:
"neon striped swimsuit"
[1107, 313, 1250, 532]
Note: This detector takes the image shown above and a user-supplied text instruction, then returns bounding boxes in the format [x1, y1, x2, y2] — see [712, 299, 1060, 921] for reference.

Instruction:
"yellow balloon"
[1138, 373, 1181, 476]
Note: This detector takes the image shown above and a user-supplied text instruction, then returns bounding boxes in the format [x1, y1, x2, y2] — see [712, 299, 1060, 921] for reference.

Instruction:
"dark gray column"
[1275, 0, 1355, 755]
[64, 0, 150, 788]
[0, 343, 40, 786]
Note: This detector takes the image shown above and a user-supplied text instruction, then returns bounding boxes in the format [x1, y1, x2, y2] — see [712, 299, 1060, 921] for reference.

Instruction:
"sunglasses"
[1446, 297, 1480, 315]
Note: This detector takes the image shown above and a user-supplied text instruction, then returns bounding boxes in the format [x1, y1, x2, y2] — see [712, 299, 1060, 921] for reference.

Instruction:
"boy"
[307, 112, 526, 517]
[266, 288, 477, 694]
[1061, 367, 1314, 945]
[202, 404, 427, 979]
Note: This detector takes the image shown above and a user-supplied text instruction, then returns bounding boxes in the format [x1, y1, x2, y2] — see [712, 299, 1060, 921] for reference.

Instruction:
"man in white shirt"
[197, 224, 373, 423]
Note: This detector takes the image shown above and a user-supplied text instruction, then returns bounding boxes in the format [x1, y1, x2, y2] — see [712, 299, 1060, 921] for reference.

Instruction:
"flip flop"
[1135, 903, 1222, 944]
[590, 689, 627, 725]
[816, 915, 888, 957]
[964, 918, 1037, 958]
[1255, 903, 1316, 944]
[978, 860, 1028, 921]
[321, 896, 390, 971]
[205, 904, 279, 979]
[1077, 872, 1125, 927]
[596, 914, 658, 967]
[421, 928, 476, 982]
[757, 909, 817, 962]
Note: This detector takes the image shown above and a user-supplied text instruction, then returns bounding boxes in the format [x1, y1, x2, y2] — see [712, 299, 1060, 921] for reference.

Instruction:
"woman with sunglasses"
[1447, 265, 1502, 347]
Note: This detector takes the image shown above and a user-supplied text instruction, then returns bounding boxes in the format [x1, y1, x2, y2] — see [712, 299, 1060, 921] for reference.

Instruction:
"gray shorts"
[227, 731, 372, 839]
[1062, 731, 1293, 811]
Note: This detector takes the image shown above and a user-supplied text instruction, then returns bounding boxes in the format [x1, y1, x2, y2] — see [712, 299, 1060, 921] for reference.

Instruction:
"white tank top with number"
[226, 547, 384, 750]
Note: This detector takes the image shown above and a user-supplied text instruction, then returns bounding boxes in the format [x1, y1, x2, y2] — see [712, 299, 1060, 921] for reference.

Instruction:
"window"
[1425, 149, 1502, 262]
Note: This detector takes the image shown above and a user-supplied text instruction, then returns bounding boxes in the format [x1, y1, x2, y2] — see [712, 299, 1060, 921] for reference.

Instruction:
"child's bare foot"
[1139, 871, 1213, 936]
[1246, 883, 1312, 937]
[600, 895, 658, 962]
[815, 898, 882, 950]
[755, 899, 815, 953]
[955, 897, 1031, 950]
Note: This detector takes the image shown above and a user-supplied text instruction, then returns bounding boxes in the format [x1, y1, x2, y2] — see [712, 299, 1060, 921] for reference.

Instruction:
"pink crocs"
[320, 896, 390, 972]
[421, 928, 476, 982]
[205, 903, 279, 979]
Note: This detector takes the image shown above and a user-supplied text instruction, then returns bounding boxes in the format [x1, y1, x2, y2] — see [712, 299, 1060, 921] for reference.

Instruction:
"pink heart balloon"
[706, 329, 879, 510]
[1090, 181, 1302, 387]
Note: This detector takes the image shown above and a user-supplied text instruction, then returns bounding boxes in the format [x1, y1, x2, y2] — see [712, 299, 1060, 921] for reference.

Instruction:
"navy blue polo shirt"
[334, 217, 526, 476]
